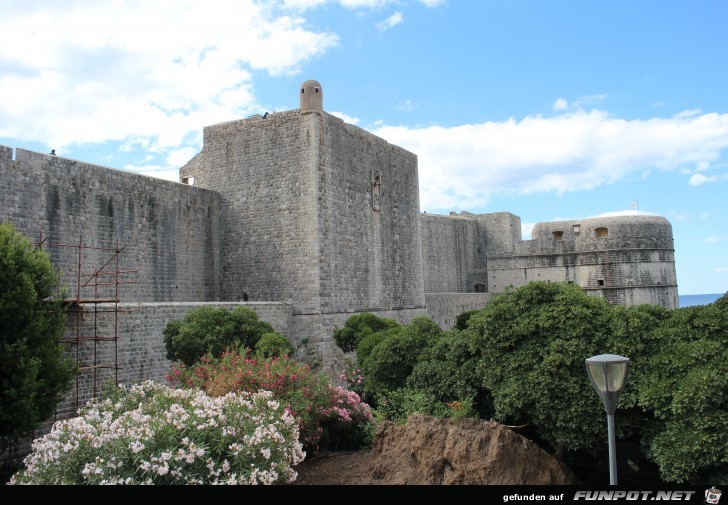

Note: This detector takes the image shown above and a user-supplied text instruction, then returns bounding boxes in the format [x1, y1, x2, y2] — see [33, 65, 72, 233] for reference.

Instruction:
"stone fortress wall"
[0, 80, 678, 414]
[421, 210, 678, 309]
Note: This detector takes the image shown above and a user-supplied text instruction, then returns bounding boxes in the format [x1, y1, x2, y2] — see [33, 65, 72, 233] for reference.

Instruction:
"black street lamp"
[585, 354, 631, 485]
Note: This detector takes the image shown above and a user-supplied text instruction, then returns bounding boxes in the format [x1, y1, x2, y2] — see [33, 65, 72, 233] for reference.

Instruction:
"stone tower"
[180, 79, 427, 347]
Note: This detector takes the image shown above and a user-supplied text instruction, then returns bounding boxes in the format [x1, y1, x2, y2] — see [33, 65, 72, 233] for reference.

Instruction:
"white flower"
[129, 440, 145, 453]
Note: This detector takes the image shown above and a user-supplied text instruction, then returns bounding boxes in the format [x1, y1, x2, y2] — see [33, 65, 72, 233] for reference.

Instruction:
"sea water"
[678, 293, 724, 308]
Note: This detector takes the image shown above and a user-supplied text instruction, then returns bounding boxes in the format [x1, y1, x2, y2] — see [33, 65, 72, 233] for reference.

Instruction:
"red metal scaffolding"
[35, 232, 137, 420]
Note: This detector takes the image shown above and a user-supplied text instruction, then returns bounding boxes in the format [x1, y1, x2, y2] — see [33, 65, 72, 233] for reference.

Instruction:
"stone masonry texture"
[0, 81, 678, 436]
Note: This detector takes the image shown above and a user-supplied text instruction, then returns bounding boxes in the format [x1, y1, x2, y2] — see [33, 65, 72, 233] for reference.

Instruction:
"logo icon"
[706, 488, 722, 505]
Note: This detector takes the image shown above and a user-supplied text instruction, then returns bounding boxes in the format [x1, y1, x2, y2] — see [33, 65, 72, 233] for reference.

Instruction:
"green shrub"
[8, 380, 304, 485]
[355, 330, 390, 368]
[0, 221, 77, 452]
[407, 329, 493, 417]
[360, 317, 441, 398]
[254, 332, 294, 358]
[163, 306, 276, 366]
[333, 312, 398, 353]
[373, 388, 451, 424]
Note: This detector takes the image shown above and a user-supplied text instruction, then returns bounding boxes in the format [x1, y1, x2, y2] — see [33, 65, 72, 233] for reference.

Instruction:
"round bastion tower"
[300, 79, 323, 113]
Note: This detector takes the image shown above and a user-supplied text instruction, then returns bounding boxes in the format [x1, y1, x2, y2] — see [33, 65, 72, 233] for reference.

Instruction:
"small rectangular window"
[597, 279, 605, 287]
[595, 227, 608, 238]
[553, 231, 564, 241]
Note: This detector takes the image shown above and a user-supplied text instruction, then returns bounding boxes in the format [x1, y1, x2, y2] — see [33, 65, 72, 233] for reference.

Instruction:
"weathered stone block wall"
[318, 114, 425, 312]
[179, 112, 321, 310]
[54, 301, 295, 419]
[424, 293, 493, 330]
[487, 215, 678, 308]
[0, 146, 221, 302]
[475, 212, 522, 255]
[420, 213, 486, 293]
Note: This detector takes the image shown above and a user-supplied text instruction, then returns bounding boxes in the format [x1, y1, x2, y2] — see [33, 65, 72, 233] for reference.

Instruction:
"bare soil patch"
[290, 414, 577, 485]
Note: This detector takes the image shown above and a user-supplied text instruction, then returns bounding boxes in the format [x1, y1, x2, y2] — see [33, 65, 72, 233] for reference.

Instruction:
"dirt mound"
[291, 414, 577, 485]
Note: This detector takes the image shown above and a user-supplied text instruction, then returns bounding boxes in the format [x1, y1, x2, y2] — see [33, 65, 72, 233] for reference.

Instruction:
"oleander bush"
[8, 380, 304, 485]
[167, 350, 374, 452]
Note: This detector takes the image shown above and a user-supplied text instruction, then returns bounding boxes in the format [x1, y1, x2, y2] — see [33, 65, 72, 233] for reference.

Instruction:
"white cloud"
[521, 221, 536, 240]
[705, 236, 727, 244]
[371, 110, 728, 212]
[570, 94, 608, 110]
[669, 212, 693, 223]
[674, 108, 702, 119]
[166, 147, 199, 168]
[553, 98, 568, 112]
[689, 173, 718, 186]
[699, 212, 711, 219]
[695, 161, 710, 171]
[282, 0, 329, 10]
[0, 1, 338, 152]
[331, 111, 360, 124]
[714, 267, 728, 273]
[138, 169, 182, 182]
[284, 0, 445, 9]
[377, 12, 404, 32]
[339, 0, 391, 8]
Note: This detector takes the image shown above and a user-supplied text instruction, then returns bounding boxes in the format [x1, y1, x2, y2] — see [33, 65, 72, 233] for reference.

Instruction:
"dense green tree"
[0, 222, 76, 451]
[334, 283, 728, 483]
[454, 309, 477, 331]
[407, 328, 493, 417]
[359, 316, 441, 397]
[466, 282, 619, 453]
[333, 312, 398, 353]
[637, 297, 728, 483]
[163, 306, 276, 366]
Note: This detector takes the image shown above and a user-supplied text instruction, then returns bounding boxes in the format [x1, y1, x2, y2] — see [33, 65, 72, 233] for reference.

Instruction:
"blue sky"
[1, 0, 726, 295]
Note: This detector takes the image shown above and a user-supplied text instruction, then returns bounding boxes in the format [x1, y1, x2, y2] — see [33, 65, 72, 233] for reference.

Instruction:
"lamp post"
[585, 354, 630, 486]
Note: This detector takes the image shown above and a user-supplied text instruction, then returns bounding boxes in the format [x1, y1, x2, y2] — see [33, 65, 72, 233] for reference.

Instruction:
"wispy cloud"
[372, 110, 728, 212]
[331, 111, 360, 125]
[714, 267, 728, 273]
[705, 236, 728, 244]
[553, 99, 568, 112]
[690, 173, 718, 186]
[377, 12, 403, 32]
[556, 94, 608, 111]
